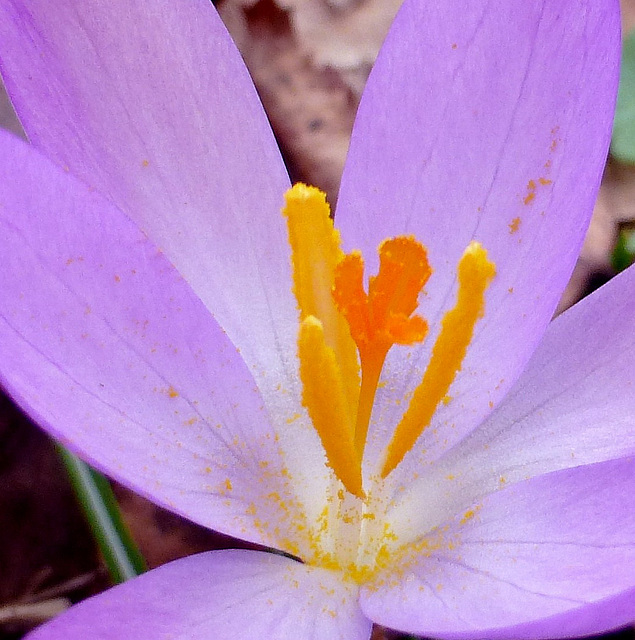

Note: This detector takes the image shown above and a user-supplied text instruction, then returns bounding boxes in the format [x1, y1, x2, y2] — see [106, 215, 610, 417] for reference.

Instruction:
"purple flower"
[0, 0, 631, 638]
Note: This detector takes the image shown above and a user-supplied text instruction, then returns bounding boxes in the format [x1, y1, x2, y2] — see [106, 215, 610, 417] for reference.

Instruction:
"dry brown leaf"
[273, 0, 402, 95]
[0, 82, 23, 138]
[219, 0, 358, 201]
[622, 0, 635, 35]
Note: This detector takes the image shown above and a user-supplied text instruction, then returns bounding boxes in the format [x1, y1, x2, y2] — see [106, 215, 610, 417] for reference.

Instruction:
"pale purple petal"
[338, 0, 620, 480]
[362, 458, 635, 638]
[0, 0, 335, 538]
[0, 0, 299, 418]
[28, 550, 371, 640]
[452, 259, 635, 479]
[386, 261, 635, 538]
[0, 130, 313, 553]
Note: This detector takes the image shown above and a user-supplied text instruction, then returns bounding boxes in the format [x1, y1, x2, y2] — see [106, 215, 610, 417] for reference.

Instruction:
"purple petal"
[385, 261, 635, 545]
[362, 457, 635, 638]
[0, 130, 311, 552]
[337, 0, 620, 479]
[455, 260, 635, 479]
[27, 550, 371, 640]
[0, 0, 298, 409]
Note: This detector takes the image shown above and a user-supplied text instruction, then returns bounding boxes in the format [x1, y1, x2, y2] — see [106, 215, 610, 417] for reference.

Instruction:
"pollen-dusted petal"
[362, 458, 635, 639]
[298, 316, 363, 498]
[382, 242, 495, 478]
[283, 183, 360, 420]
[0, 0, 299, 422]
[0, 131, 302, 552]
[336, 0, 620, 476]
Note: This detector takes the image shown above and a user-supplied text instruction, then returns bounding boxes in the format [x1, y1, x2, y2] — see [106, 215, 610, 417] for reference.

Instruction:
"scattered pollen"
[523, 176, 552, 206]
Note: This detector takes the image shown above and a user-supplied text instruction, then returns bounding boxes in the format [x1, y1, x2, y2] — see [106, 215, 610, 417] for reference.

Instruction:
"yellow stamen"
[298, 316, 363, 498]
[282, 184, 496, 495]
[333, 236, 431, 459]
[381, 241, 496, 478]
[283, 184, 360, 421]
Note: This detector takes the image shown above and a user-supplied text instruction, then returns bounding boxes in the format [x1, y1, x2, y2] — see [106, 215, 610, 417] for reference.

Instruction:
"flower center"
[282, 183, 495, 577]
[283, 183, 495, 493]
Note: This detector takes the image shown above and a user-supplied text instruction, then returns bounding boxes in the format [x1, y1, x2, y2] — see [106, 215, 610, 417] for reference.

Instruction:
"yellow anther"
[283, 184, 359, 421]
[381, 241, 496, 478]
[298, 316, 363, 498]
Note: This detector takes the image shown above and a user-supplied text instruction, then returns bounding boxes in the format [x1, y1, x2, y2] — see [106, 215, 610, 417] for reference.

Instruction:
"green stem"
[612, 228, 635, 273]
[56, 445, 146, 583]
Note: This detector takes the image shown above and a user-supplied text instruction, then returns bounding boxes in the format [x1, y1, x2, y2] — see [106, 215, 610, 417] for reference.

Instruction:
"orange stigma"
[332, 236, 431, 459]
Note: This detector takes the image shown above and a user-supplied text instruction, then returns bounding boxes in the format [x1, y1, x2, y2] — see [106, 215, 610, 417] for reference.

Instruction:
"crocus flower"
[0, 0, 631, 638]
